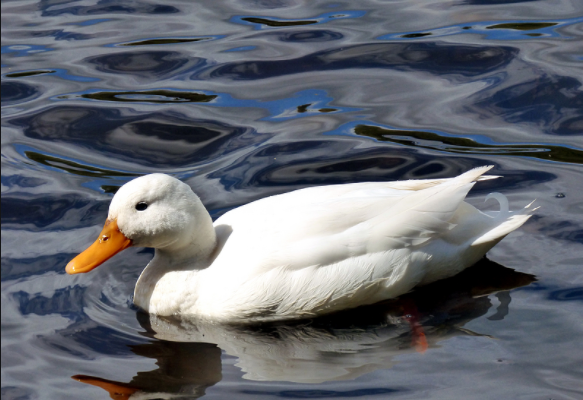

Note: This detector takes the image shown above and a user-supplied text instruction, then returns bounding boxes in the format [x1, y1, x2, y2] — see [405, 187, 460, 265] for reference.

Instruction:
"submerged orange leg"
[402, 300, 428, 353]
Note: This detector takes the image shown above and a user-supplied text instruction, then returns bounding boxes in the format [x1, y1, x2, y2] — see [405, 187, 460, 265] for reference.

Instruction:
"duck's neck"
[157, 201, 219, 269]
[133, 210, 218, 314]
[155, 232, 217, 270]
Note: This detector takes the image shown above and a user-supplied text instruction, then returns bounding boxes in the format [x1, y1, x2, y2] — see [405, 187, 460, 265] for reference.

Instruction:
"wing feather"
[214, 166, 494, 274]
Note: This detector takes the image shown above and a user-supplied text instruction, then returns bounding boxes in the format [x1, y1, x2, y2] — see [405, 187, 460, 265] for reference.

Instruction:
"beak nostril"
[66, 218, 131, 274]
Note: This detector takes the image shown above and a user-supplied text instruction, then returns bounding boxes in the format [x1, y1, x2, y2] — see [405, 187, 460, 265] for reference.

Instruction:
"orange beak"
[66, 219, 132, 274]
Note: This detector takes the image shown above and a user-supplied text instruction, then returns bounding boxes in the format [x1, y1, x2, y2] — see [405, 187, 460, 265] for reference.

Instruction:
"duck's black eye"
[135, 202, 148, 211]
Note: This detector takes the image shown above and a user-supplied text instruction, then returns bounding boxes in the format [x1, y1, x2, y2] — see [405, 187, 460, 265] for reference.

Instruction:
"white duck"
[66, 166, 535, 322]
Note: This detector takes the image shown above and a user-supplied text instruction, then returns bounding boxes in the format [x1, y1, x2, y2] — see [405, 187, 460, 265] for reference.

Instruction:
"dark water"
[2, 0, 583, 399]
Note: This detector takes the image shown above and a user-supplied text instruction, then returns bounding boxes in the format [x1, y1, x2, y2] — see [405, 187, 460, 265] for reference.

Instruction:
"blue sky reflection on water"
[1, 0, 583, 399]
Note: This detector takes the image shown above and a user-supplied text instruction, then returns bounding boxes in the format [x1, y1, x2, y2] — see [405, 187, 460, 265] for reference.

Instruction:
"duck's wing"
[213, 166, 494, 273]
[379, 172, 500, 191]
[258, 170, 499, 201]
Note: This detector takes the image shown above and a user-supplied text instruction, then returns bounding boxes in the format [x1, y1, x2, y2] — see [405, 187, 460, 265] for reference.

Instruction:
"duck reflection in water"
[72, 258, 535, 399]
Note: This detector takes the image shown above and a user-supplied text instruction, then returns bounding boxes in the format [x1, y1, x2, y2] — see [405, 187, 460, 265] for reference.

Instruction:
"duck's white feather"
[109, 166, 535, 322]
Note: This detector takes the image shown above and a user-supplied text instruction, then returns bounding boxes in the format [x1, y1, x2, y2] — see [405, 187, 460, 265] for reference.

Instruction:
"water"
[2, 0, 582, 399]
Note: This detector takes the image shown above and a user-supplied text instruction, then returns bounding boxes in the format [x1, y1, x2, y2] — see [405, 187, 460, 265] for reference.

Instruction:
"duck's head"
[66, 174, 213, 274]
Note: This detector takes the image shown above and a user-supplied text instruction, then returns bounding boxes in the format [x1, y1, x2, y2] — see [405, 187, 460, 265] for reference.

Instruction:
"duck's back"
[199, 167, 534, 321]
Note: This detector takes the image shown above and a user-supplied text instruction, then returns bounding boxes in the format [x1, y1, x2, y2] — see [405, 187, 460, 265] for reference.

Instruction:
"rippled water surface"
[2, 0, 583, 399]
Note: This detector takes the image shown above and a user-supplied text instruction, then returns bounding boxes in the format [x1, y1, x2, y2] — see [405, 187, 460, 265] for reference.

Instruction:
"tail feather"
[454, 165, 495, 183]
[472, 198, 537, 246]
[478, 175, 502, 181]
